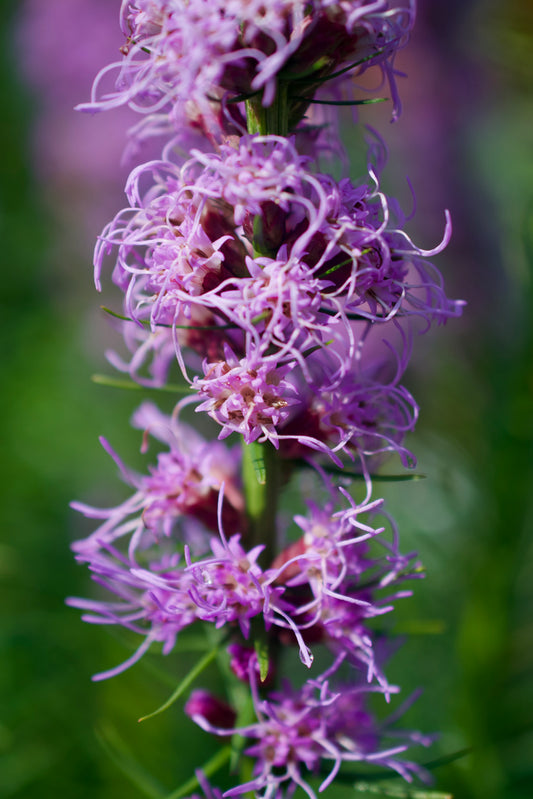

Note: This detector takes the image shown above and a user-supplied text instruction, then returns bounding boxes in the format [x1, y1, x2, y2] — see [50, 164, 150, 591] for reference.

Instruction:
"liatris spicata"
[68, 1, 464, 796]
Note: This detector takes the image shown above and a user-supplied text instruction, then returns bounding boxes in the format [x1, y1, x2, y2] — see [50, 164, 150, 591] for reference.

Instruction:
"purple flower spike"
[69, 0, 461, 788]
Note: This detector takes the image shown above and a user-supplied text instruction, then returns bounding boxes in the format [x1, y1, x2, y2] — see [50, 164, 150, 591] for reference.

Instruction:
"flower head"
[269, 490, 418, 687]
[71, 402, 243, 552]
[96, 136, 462, 433]
[79, 0, 415, 138]
[189, 657, 431, 798]
[193, 345, 299, 446]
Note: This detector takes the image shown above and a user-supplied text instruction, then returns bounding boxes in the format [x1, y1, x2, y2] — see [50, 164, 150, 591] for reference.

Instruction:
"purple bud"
[185, 690, 236, 730]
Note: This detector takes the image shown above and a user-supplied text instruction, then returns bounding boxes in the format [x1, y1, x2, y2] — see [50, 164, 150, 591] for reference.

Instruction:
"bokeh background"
[1, 1, 532, 797]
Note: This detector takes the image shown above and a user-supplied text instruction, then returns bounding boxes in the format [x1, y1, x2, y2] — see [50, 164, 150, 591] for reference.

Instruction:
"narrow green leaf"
[276, 341, 333, 369]
[316, 247, 373, 278]
[138, 643, 220, 723]
[332, 748, 471, 785]
[325, 469, 426, 483]
[101, 305, 236, 330]
[353, 783, 452, 798]
[279, 56, 330, 82]
[290, 96, 388, 107]
[320, 256, 353, 277]
[138, 639, 220, 688]
[101, 305, 135, 322]
[101, 305, 169, 327]
[300, 461, 425, 483]
[422, 748, 472, 771]
[164, 746, 232, 799]
[251, 310, 269, 325]
[375, 473, 425, 482]
[92, 374, 190, 394]
[302, 341, 333, 358]
[355, 564, 426, 593]
[395, 619, 446, 636]
[318, 306, 402, 321]
[95, 723, 167, 799]
[92, 374, 144, 391]
[225, 88, 262, 104]
[254, 638, 270, 683]
[293, 47, 388, 85]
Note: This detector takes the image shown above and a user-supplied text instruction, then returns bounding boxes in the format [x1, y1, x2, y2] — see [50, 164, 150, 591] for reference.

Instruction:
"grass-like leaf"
[92, 374, 190, 394]
[224, 89, 262, 104]
[422, 748, 472, 771]
[353, 783, 453, 798]
[101, 305, 237, 330]
[290, 96, 388, 107]
[279, 56, 331, 82]
[254, 638, 270, 683]
[299, 461, 425, 483]
[101, 305, 168, 326]
[331, 470, 426, 483]
[330, 747, 471, 785]
[394, 619, 446, 635]
[292, 47, 388, 85]
[318, 306, 403, 321]
[138, 642, 221, 723]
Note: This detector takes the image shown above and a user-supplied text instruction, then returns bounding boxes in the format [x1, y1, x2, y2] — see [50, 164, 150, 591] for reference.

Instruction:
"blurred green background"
[1, 1, 532, 797]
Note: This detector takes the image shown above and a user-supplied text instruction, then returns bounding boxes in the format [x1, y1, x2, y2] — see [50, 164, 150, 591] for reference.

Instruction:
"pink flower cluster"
[96, 134, 461, 460]
[68, 1, 463, 796]
[80, 0, 414, 140]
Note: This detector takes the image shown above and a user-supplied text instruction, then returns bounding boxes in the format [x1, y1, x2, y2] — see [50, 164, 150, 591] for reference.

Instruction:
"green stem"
[242, 440, 279, 568]
[240, 87, 286, 570]
[245, 81, 289, 136]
